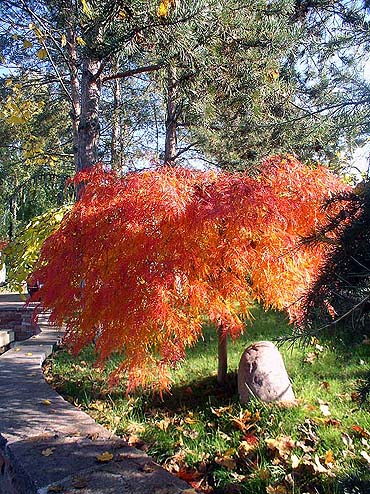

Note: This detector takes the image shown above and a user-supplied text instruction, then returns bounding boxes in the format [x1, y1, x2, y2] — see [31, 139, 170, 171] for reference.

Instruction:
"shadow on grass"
[149, 371, 239, 413]
[49, 303, 369, 409]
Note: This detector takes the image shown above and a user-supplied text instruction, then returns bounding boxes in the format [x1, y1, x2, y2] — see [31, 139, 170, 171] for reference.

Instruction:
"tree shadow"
[149, 371, 239, 413]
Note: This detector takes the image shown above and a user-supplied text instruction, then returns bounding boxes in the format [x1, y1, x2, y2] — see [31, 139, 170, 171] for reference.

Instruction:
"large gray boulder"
[238, 341, 295, 404]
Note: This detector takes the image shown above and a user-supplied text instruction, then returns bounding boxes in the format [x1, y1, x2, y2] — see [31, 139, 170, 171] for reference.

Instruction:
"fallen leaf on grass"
[126, 422, 146, 434]
[352, 425, 370, 438]
[360, 450, 370, 464]
[238, 440, 257, 458]
[266, 436, 295, 459]
[318, 400, 331, 417]
[157, 417, 172, 431]
[291, 454, 300, 469]
[319, 381, 330, 391]
[128, 434, 147, 449]
[313, 454, 328, 474]
[182, 429, 199, 439]
[89, 401, 105, 412]
[231, 410, 260, 432]
[229, 471, 246, 482]
[312, 417, 340, 428]
[215, 454, 236, 470]
[325, 449, 335, 467]
[299, 419, 320, 444]
[166, 450, 187, 473]
[231, 409, 251, 426]
[341, 433, 353, 448]
[296, 440, 316, 454]
[304, 352, 319, 364]
[275, 400, 298, 409]
[176, 468, 203, 483]
[96, 451, 113, 463]
[361, 438, 369, 448]
[325, 418, 341, 427]
[266, 484, 287, 494]
[41, 447, 55, 457]
[211, 405, 233, 417]
[351, 392, 361, 402]
[258, 468, 270, 481]
[184, 417, 197, 425]
[217, 430, 232, 442]
[242, 433, 259, 445]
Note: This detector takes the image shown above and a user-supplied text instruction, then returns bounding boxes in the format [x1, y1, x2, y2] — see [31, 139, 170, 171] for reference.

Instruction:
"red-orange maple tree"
[30, 156, 348, 392]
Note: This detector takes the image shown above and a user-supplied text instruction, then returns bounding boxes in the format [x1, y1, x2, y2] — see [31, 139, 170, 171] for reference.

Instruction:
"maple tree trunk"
[217, 325, 228, 385]
[164, 66, 177, 164]
[77, 58, 102, 172]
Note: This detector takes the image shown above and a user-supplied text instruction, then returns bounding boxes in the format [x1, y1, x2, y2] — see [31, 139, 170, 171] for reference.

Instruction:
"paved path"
[0, 313, 190, 494]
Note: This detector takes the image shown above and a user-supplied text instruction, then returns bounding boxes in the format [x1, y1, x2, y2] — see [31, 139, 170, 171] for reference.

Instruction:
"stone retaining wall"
[0, 307, 39, 341]
[0, 314, 190, 494]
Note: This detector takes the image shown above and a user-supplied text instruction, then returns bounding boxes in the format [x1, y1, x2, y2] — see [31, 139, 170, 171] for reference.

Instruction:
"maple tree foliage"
[30, 156, 349, 392]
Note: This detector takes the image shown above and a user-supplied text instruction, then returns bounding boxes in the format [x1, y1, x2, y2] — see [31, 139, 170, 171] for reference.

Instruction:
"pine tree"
[296, 181, 370, 341]
[289, 0, 370, 170]
[0, 0, 207, 172]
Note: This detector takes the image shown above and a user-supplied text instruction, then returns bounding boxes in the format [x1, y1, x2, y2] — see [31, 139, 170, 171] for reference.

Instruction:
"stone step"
[0, 330, 15, 348]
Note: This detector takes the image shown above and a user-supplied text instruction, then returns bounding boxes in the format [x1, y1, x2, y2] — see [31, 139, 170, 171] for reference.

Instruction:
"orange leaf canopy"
[32, 156, 348, 392]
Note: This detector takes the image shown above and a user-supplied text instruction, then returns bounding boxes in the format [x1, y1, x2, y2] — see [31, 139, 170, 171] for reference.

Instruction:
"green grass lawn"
[45, 306, 370, 494]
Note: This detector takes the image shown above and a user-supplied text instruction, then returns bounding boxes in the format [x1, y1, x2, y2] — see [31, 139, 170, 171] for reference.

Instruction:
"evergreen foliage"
[296, 181, 370, 341]
[290, 0, 370, 170]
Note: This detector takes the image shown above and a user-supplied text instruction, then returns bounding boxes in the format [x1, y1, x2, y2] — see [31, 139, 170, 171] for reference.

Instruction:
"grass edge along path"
[45, 306, 370, 494]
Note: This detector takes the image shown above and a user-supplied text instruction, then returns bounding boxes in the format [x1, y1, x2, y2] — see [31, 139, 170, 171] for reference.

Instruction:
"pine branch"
[102, 64, 164, 83]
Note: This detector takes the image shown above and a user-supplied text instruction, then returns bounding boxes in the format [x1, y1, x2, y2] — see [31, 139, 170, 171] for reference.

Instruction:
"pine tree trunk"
[217, 325, 228, 385]
[111, 74, 120, 170]
[8, 196, 17, 240]
[68, 28, 81, 172]
[164, 66, 177, 164]
[77, 58, 102, 172]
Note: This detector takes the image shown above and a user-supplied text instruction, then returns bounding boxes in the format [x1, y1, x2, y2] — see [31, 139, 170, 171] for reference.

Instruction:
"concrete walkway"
[0, 313, 190, 494]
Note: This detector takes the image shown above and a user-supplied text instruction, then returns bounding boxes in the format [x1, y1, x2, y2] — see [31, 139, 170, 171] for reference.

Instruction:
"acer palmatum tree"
[30, 156, 348, 392]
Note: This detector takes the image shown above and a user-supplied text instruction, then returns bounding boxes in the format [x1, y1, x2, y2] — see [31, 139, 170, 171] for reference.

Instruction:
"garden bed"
[45, 306, 370, 494]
